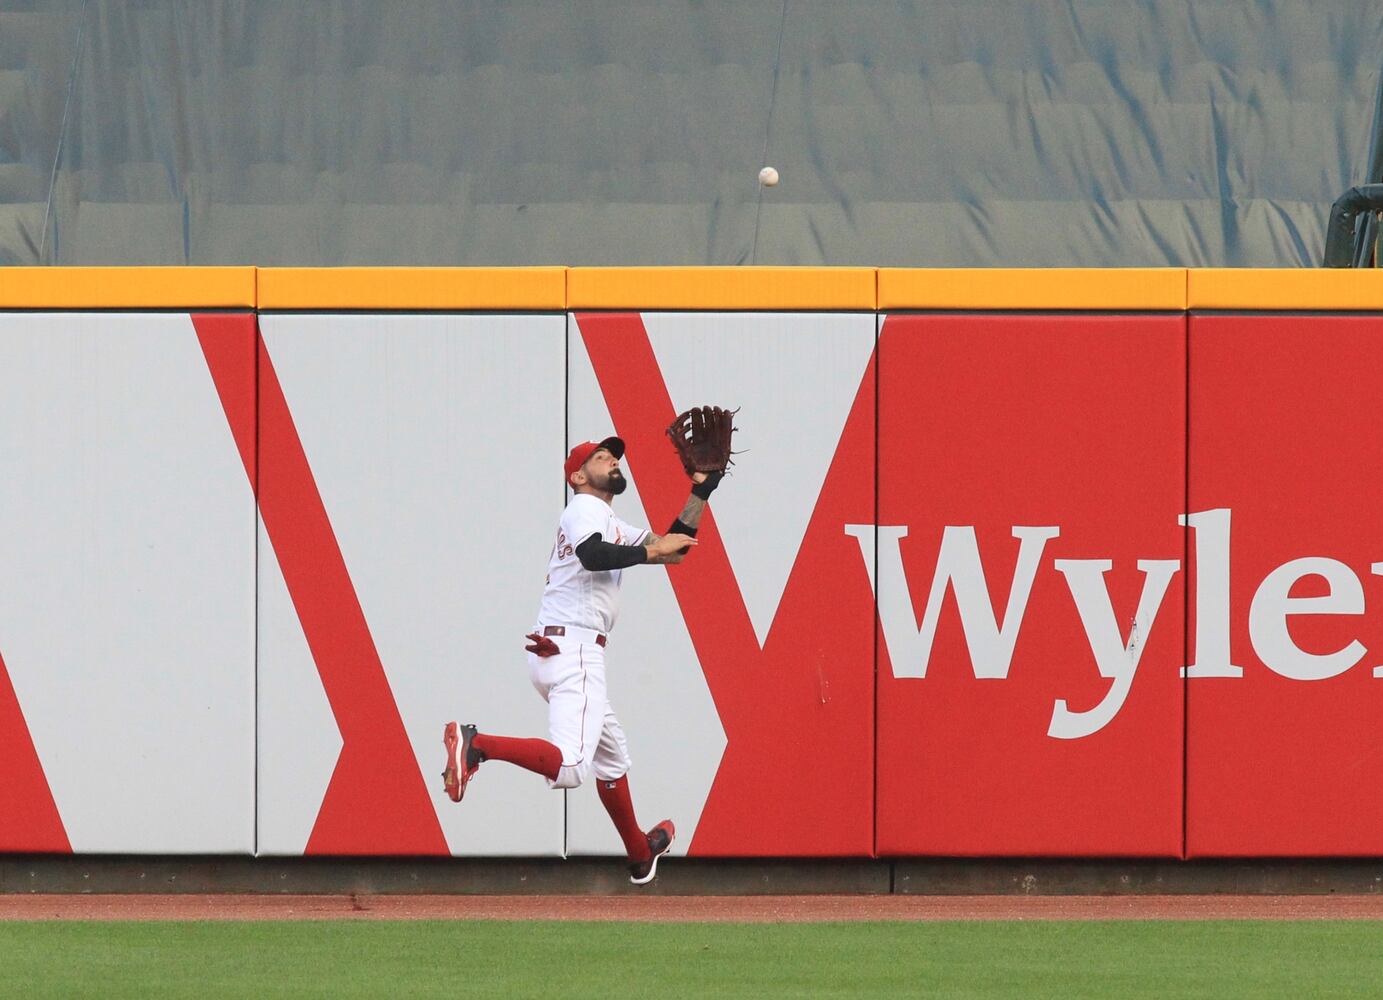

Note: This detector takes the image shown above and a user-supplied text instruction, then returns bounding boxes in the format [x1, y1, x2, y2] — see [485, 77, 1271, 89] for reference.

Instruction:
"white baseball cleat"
[629, 819, 675, 885]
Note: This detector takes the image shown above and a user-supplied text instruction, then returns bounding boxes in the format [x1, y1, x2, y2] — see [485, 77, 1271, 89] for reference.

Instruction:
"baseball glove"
[666, 405, 738, 477]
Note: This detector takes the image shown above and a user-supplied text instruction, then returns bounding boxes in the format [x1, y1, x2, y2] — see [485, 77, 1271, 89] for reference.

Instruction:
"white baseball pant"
[528, 628, 632, 790]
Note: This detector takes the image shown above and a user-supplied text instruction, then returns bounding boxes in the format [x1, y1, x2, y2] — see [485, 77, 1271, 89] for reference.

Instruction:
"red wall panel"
[1187, 314, 1383, 856]
[876, 313, 1186, 856]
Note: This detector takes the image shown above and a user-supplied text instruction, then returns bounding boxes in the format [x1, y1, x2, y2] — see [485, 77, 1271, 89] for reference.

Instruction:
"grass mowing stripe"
[0, 919, 1379, 999]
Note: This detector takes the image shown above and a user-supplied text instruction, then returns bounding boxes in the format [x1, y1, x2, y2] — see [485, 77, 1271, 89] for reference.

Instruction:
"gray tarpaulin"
[1, 0, 1379, 267]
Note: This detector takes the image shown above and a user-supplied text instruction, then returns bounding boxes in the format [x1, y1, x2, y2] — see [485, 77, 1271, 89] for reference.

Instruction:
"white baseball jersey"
[536, 493, 649, 634]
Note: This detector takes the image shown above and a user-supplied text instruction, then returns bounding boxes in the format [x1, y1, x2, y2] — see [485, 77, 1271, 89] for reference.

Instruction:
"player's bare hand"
[647, 532, 697, 564]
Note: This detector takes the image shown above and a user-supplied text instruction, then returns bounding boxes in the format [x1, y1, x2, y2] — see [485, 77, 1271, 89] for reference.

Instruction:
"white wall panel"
[0, 313, 255, 853]
[258, 313, 565, 856]
[564, 316, 725, 858]
[565, 311, 874, 857]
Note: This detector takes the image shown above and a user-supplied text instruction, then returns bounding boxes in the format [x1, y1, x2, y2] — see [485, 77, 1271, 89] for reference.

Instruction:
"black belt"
[542, 625, 607, 647]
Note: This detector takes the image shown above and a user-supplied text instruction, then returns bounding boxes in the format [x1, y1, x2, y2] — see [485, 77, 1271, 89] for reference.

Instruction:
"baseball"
[758, 166, 779, 187]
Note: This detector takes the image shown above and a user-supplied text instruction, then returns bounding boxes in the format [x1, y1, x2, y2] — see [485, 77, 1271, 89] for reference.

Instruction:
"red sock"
[597, 774, 650, 863]
[471, 734, 561, 782]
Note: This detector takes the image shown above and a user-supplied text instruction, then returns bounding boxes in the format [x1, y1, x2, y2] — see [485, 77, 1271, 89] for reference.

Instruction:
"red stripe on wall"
[0, 648, 70, 852]
[576, 313, 876, 856]
[193, 314, 257, 488]
[577, 312, 757, 756]
[197, 316, 448, 856]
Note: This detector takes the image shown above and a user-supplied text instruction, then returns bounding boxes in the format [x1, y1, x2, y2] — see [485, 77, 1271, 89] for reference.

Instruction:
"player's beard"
[603, 469, 628, 495]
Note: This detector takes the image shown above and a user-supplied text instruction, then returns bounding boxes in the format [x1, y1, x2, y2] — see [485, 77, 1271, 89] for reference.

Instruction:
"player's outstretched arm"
[639, 472, 721, 566]
[660, 469, 721, 543]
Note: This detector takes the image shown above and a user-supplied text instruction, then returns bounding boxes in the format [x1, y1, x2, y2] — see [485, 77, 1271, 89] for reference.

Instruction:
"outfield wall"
[3, 267, 1383, 859]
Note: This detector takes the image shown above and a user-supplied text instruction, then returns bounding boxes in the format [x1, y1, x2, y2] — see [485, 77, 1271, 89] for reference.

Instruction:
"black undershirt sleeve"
[575, 533, 649, 571]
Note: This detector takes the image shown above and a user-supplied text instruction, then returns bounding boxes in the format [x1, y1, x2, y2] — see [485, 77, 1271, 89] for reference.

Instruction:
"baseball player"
[442, 434, 721, 884]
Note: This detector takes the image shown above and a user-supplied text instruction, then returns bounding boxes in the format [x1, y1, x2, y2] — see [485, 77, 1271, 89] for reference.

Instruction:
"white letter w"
[845, 525, 1059, 679]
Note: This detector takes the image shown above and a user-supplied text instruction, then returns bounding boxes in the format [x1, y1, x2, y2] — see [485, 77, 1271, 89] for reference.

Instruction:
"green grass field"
[1, 919, 1378, 999]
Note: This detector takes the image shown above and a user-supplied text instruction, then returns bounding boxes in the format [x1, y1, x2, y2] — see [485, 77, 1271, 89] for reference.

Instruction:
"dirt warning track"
[2, 894, 1383, 922]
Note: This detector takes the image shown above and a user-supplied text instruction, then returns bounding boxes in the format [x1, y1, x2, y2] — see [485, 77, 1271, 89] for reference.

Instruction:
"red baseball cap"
[564, 436, 625, 483]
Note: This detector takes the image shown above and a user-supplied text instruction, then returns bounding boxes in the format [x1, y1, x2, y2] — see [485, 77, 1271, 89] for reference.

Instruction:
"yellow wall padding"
[0, 267, 257, 308]
[257, 268, 567, 310]
[1188, 269, 1383, 310]
[878, 268, 1187, 311]
[567, 267, 878, 310]
[16, 266, 1383, 313]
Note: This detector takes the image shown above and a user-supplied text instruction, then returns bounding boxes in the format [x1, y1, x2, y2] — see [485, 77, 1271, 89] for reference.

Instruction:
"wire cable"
[39, 0, 89, 265]
[1351, 67, 1383, 266]
[750, 0, 789, 265]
